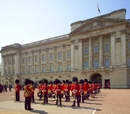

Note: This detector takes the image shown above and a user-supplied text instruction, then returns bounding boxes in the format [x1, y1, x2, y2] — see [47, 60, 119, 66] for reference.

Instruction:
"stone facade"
[1, 8, 130, 88]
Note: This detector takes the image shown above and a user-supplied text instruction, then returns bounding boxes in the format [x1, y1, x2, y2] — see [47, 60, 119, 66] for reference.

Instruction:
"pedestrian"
[9, 84, 12, 92]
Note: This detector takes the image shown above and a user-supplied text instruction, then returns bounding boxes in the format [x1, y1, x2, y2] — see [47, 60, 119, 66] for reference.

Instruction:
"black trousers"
[32, 93, 35, 103]
[15, 92, 20, 101]
[65, 92, 70, 102]
[79, 94, 84, 103]
[56, 94, 62, 105]
[25, 97, 31, 110]
[72, 95, 80, 107]
[43, 94, 48, 104]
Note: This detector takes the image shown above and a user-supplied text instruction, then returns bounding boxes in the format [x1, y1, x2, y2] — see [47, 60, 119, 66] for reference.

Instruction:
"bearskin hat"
[65, 80, 69, 84]
[62, 80, 65, 83]
[39, 80, 43, 84]
[80, 79, 84, 84]
[49, 81, 53, 84]
[88, 81, 92, 84]
[15, 79, 20, 84]
[43, 79, 48, 84]
[72, 77, 78, 82]
[84, 78, 88, 83]
[30, 80, 34, 85]
[69, 81, 72, 84]
[24, 78, 31, 85]
[55, 79, 61, 84]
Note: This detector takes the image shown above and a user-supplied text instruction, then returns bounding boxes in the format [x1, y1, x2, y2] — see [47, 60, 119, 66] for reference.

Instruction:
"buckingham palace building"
[1, 8, 130, 88]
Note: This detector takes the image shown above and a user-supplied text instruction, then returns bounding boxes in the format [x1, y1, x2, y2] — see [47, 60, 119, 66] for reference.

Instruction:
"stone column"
[71, 40, 75, 71]
[54, 46, 57, 72]
[46, 48, 49, 72]
[78, 39, 83, 70]
[10, 54, 13, 75]
[62, 44, 66, 72]
[120, 29, 126, 66]
[110, 32, 116, 66]
[15, 54, 17, 74]
[6, 55, 9, 75]
[89, 38, 92, 68]
[99, 35, 103, 67]
[38, 49, 42, 73]
[1, 55, 5, 76]
[31, 51, 34, 73]
[16, 50, 21, 75]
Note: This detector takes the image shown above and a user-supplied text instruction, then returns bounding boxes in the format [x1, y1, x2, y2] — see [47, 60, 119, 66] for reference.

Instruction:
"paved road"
[0, 89, 130, 114]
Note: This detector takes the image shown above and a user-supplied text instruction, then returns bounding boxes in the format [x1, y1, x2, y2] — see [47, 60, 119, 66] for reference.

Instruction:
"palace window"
[50, 66, 54, 72]
[84, 61, 89, 68]
[50, 53, 53, 60]
[104, 44, 110, 52]
[128, 58, 130, 66]
[58, 52, 62, 59]
[28, 57, 32, 64]
[84, 47, 88, 54]
[28, 67, 32, 74]
[22, 58, 24, 64]
[94, 60, 99, 68]
[35, 67, 39, 73]
[128, 42, 130, 49]
[58, 65, 62, 72]
[35, 55, 38, 63]
[67, 64, 71, 71]
[22, 69, 25, 75]
[94, 46, 98, 53]
[42, 67, 46, 73]
[42, 55, 46, 61]
[67, 51, 71, 58]
[104, 59, 110, 67]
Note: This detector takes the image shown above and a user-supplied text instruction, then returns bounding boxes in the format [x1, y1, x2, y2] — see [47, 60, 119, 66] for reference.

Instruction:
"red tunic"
[15, 84, 20, 92]
[42, 85, 49, 95]
[83, 83, 89, 93]
[38, 84, 42, 91]
[64, 84, 70, 92]
[55, 84, 62, 95]
[71, 83, 80, 96]
[79, 84, 84, 95]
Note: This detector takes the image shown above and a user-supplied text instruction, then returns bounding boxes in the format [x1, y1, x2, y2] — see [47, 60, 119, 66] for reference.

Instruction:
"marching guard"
[38, 80, 43, 100]
[79, 79, 84, 103]
[64, 80, 70, 102]
[71, 77, 80, 107]
[23, 79, 33, 110]
[55, 79, 62, 106]
[42, 79, 49, 104]
[15, 79, 21, 101]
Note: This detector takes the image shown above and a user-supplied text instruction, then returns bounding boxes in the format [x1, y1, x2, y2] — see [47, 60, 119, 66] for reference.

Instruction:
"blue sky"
[0, 0, 130, 62]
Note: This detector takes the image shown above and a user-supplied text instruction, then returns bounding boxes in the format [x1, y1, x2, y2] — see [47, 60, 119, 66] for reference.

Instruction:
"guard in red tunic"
[48, 81, 53, 98]
[55, 79, 62, 105]
[23, 79, 33, 110]
[30, 80, 35, 103]
[15, 79, 21, 101]
[64, 80, 70, 102]
[71, 77, 80, 107]
[79, 79, 84, 103]
[38, 80, 43, 100]
[61, 80, 65, 98]
[42, 79, 49, 104]
[83, 78, 89, 100]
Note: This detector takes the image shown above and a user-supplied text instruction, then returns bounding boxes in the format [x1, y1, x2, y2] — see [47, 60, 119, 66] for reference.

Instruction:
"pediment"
[70, 18, 126, 34]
